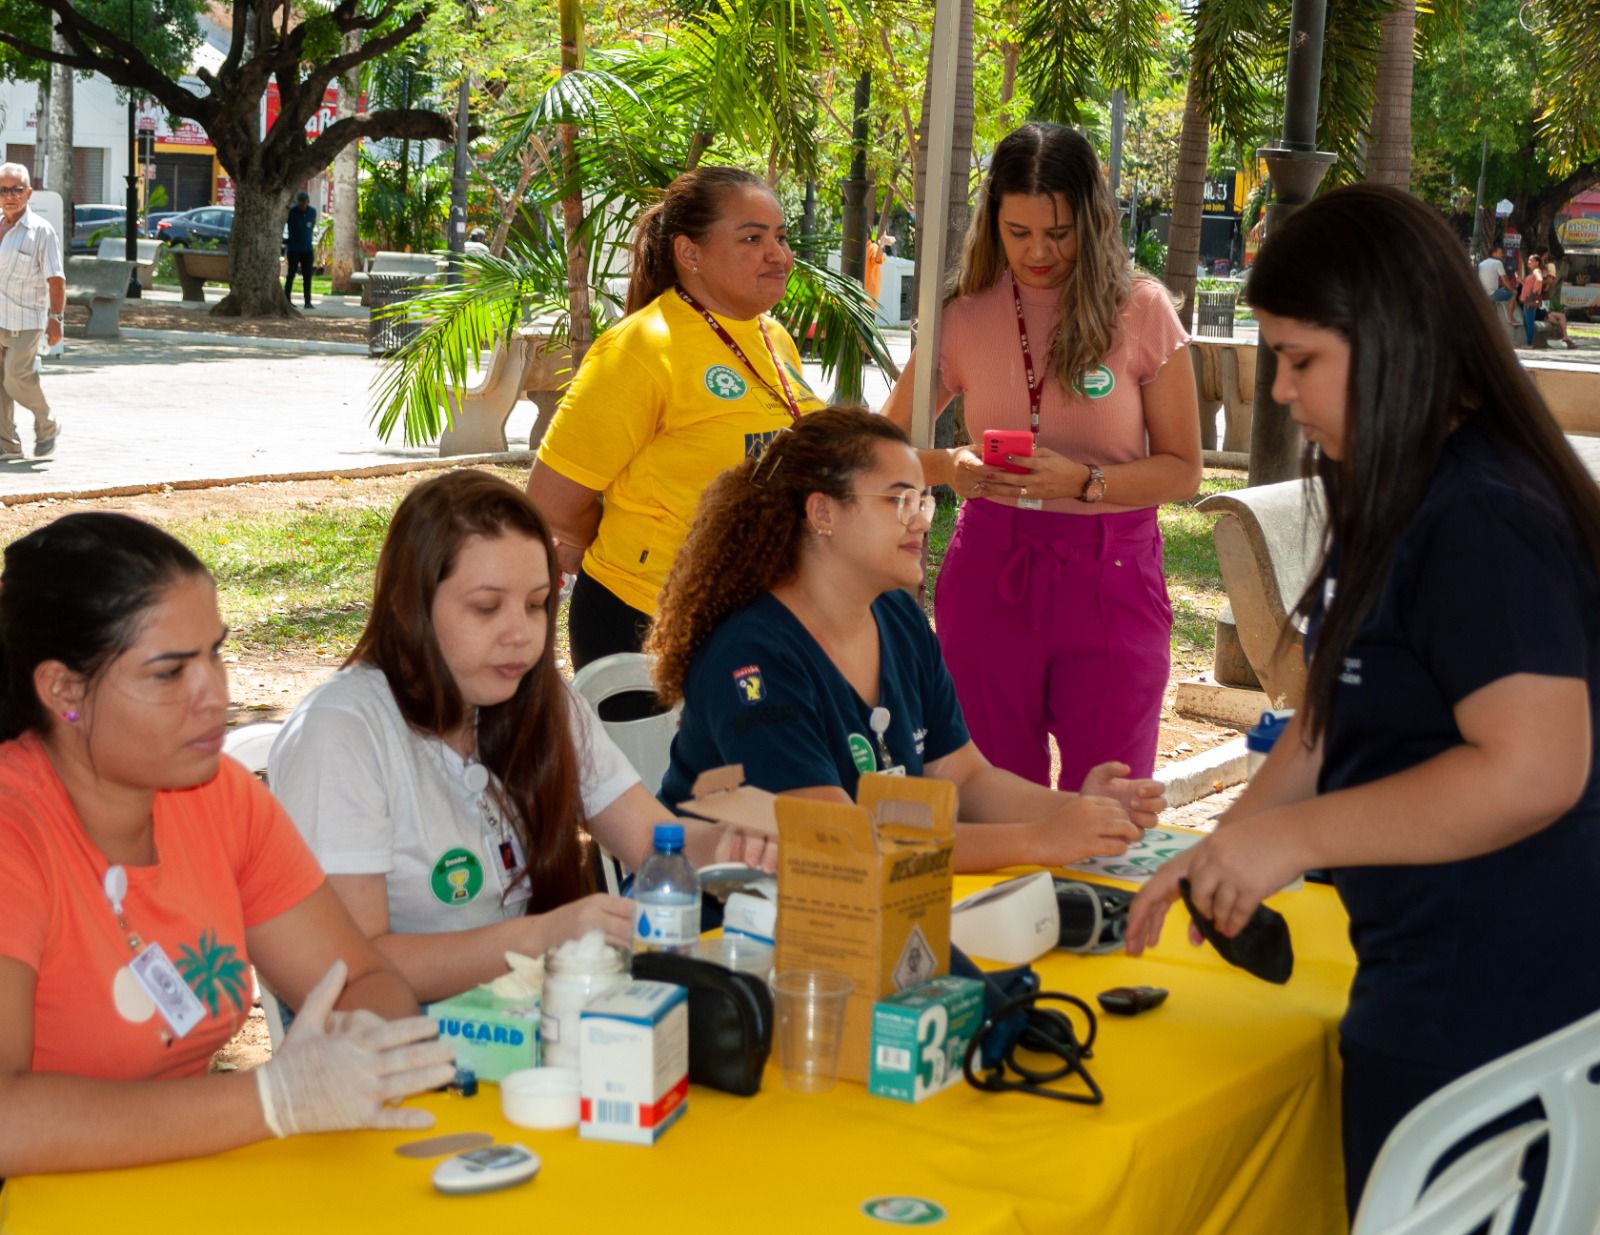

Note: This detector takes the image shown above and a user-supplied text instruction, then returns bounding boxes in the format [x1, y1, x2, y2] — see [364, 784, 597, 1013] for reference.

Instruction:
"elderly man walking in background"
[0, 163, 64, 461]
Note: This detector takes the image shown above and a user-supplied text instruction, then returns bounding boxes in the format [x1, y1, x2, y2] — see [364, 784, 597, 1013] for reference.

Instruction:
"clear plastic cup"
[771, 969, 853, 1093]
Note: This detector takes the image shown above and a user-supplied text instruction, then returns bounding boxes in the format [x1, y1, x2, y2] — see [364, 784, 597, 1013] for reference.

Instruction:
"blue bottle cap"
[653, 823, 685, 851]
[1246, 709, 1293, 754]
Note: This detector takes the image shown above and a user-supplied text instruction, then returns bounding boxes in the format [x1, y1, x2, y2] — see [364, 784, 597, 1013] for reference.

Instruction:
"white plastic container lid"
[500, 1066, 581, 1130]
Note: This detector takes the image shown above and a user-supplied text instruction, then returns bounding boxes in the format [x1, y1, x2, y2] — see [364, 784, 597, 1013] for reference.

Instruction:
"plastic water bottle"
[633, 823, 700, 954]
[1246, 709, 1294, 777]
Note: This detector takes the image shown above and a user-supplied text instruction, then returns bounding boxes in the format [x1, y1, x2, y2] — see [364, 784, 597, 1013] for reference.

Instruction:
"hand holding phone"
[982, 429, 1033, 475]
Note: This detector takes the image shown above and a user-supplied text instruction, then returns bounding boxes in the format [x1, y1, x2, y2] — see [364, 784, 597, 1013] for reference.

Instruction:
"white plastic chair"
[223, 721, 291, 1047]
[1351, 1007, 1600, 1235]
[1361, 1123, 1547, 1235]
[570, 653, 683, 895]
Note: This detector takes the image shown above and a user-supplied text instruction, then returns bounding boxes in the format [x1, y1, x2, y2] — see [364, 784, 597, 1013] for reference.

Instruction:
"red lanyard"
[1011, 274, 1044, 436]
[675, 287, 803, 422]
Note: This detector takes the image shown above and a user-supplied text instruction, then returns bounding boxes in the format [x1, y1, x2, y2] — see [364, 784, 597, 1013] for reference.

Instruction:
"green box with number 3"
[867, 976, 985, 1103]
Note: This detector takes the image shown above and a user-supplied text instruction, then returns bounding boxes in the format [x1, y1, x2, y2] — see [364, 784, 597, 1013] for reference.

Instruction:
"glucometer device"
[432, 1143, 541, 1196]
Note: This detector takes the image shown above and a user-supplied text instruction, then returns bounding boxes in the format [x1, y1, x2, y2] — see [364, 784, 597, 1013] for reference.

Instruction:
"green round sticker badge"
[1076, 365, 1116, 399]
[861, 1196, 947, 1226]
[704, 364, 749, 400]
[431, 847, 484, 905]
[847, 733, 877, 775]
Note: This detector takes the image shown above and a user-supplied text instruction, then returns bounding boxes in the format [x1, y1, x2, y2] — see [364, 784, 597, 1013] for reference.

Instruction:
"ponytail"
[623, 166, 770, 316]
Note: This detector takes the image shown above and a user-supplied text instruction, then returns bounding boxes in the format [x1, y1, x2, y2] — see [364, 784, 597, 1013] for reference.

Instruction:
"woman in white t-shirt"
[270, 470, 769, 1002]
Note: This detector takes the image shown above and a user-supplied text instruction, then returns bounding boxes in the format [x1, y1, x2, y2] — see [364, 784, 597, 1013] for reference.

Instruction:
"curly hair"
[954, 123, 1138, 396]
[350, 469, 593, 911]
[646, 407, 912, 705]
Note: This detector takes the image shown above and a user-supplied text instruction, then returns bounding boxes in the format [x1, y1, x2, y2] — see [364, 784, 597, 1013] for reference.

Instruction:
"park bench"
[1196, 435, 1600, 709]
[64, 255, 133, 339]
[172, 248, 232, 303]
[350, 251, 446, 306]
[437, 330, 573, 457]
[95, 237, 162, 290]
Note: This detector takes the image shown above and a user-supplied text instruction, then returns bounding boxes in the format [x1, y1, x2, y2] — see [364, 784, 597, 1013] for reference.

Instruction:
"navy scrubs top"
[660, 590, 970, 806]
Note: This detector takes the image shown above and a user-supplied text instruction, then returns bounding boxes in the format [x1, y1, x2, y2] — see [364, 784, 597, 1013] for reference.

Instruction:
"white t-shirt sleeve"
[268, 701, 397, 875]
[564, 684, 641, 817]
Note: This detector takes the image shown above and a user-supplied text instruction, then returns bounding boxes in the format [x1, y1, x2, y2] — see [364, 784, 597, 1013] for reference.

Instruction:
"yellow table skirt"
[1, 877, 1357, 1235]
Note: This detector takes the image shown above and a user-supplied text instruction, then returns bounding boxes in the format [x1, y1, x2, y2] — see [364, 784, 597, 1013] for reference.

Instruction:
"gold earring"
[814, 525, 832, 538]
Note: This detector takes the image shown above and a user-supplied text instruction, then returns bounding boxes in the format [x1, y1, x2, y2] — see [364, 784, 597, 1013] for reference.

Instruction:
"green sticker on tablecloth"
[861, 1196, 947, 1225]
[431, 847, 484, 905]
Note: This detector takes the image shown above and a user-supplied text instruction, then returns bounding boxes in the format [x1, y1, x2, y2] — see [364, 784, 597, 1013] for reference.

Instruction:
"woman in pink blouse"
[883, 123, 1201, 789]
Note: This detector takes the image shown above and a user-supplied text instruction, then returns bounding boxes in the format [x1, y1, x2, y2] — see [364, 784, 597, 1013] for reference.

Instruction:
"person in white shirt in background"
[0, 163, 63, 461]
[269, 469, 773, 1003]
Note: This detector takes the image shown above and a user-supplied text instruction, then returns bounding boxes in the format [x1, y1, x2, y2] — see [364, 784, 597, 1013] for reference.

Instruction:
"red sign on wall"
[263, 82, 364, 140]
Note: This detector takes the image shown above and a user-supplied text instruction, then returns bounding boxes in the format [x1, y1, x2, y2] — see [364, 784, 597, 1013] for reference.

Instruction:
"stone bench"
[437, 330, 574, 457]
[64, 255, 133, 339]
[95, 237, 161, 290]
[1196, 435, 1600, 708]
[171, 248, 232, 303]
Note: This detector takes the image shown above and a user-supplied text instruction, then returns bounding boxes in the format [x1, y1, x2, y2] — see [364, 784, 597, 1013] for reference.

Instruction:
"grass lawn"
[175, 471, 1238, 670]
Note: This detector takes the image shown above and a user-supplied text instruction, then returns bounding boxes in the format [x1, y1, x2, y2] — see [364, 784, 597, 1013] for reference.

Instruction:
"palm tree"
[1365, 0, 1415, 188]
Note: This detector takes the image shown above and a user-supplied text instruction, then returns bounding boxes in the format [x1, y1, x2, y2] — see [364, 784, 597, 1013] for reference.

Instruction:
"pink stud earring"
[63, 710, 79, 723]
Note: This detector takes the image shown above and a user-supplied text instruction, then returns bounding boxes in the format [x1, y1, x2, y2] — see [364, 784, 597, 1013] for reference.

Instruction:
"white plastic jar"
[540, 936, 629, 1070]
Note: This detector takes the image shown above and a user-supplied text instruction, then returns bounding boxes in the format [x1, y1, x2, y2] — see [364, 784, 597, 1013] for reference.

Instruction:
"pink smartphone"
[982, 429, 1033, 474]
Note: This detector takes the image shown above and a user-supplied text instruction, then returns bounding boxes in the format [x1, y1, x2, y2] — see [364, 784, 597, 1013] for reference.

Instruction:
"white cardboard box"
[578, 980, 689, 1145]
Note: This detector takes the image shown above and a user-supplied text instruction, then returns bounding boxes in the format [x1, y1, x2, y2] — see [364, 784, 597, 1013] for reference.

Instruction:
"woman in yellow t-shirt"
[527, 166, 823, 673]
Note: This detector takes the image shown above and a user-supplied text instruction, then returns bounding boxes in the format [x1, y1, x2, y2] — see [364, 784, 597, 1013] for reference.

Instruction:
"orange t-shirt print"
[0, 734, 326, 1081]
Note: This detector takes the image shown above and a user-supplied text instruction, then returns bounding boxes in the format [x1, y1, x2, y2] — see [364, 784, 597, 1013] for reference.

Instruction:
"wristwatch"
[48, 312, 63, 322]
[1079, 464, 1107, 504]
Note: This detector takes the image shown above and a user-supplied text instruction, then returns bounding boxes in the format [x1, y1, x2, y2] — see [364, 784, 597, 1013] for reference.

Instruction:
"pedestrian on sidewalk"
[0, 163, 63, 461]
[285, 191, 316, 309]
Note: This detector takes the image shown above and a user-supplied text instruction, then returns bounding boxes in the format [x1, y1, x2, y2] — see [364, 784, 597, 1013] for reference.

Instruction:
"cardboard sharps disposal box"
[774, 773, 957, 1084]
[578, 979, 689, 1144]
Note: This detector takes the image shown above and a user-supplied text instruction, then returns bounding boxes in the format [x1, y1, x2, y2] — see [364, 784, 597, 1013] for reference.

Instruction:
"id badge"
[129, 942, 206, 1039]
[1016, 496, 1043, 511]
[880, 764, 908, 777]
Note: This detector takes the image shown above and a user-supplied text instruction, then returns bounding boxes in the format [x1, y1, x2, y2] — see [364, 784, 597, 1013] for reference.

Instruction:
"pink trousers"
[933, 500, 1171, 790]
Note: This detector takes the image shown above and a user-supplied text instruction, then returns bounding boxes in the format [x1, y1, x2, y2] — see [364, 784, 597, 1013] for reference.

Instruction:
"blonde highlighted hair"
[954, 123, 1142, 395]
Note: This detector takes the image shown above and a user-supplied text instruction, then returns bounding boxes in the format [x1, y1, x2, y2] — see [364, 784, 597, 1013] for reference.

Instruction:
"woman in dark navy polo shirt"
[1128, 186, 1600, 1219]
[647, 405, 1165, 872]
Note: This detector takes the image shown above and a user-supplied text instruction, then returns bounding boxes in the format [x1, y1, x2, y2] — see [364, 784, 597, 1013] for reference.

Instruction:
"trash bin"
[1195, 289, 1237, 338]
[368, 274, 426, 357]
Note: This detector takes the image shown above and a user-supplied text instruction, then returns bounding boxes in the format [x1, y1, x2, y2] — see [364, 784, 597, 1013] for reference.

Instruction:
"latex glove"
[537, 892, 635, 951]
[255, 960, 456, 1137]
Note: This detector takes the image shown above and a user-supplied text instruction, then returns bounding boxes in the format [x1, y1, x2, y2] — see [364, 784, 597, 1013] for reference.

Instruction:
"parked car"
[143, 210, 184, 234]
[157, 205, 234, 246]
[71, 203, 140, 254]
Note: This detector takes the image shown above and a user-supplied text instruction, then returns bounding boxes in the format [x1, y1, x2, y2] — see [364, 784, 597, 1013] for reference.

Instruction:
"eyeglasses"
[0, 186, 27, 197]
[853, 489, 937, 526]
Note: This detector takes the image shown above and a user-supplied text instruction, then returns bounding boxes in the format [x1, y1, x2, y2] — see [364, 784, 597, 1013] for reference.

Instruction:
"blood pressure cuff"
[630, 952, 773, 1095]
[1054, 879, 1133, 954]
[950, 944, 1040, 1068]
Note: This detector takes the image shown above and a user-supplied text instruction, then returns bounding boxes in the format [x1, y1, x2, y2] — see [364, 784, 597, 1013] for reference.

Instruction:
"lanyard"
[1010, 274, 1044, 436]
[674, 287, 803, 422]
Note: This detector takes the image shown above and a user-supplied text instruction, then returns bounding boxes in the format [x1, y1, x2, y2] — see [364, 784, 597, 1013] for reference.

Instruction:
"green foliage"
[358, 150, 452, 253]
[1019, 0, 1173, 124]
[1134, 230, 1167, 275]
[0, 0, 201, 86]
[1538, 0, 1600, 174]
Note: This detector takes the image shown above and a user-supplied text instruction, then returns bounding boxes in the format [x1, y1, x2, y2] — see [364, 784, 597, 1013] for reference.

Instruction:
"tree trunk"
[46, 23, 73, 205]
[213, 179, 296, 317]
[1366, 0, 1414, 189]
[330, 32, 361, 293]
[559, 0, 592, 365]
[1163, 68, 1209, 331]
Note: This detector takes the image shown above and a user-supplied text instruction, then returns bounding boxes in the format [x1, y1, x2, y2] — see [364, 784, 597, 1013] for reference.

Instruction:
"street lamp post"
[122, 0, 141, 298]
[1246, 0, 1334, 485]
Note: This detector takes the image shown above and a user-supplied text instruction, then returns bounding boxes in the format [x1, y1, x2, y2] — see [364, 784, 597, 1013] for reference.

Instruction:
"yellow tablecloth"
[0, 878, 1357, 1235]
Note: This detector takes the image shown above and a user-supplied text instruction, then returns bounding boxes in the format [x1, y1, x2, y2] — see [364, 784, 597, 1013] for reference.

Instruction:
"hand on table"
[1126, 811, 1308, 956]
[540, 892, 636, 951]
[971, 446, 1086, 502]
[1031, 794, 1141, 866]
[256, 960, 456, 1137]
[713, 825, 779, 874]
[1079, 761, 1166, 830]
